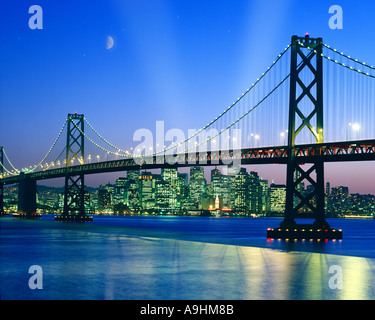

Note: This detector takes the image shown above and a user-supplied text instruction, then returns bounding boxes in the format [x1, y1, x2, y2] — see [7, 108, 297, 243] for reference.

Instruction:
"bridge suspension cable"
[41, 147, 67, 171]
[154, 44, 291, 156]
[71, 120, 132, 158]
[83, 117, 133, 157]
[1, 151, 19, 176]
[298, 41, 375, 79]
[2, 148, 20, 174]
[174, 50, 313, 154]
[78, 68, 291, 162]
[82, 44, 292, 159]
[180, 72, 292, 155]
[29, 119, 68, 172]
[324, 44, 375, 72]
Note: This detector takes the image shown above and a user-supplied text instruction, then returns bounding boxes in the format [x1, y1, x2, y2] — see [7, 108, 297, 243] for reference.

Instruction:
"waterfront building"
[232, 167, 249, 213]
[259, 179, 269, 213]
[139, 172, 154, 210]
[113, 177, 127, 205]
[248, 171, 260, 213]
[127, 169, 140, 181]
[189, 167, 207, 209]
[269, 183, 286, 213]
[127, 178, 140, 211]
[211, 168, 233, 209]
[99, 184, 113, 208]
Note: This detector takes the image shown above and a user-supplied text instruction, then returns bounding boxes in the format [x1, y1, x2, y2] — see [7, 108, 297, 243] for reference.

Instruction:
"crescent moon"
[106, 36, 114, 50]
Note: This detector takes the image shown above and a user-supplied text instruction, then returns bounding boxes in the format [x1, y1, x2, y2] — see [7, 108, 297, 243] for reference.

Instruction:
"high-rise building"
[259, 179, 269, 213]
[127, 177, 140, 211]
[113, 177, 127, 205]
[211, 167, 221, 181]
[269, 183, 286, 213]
[161, 168, 179, 212]
[189, 167, 207, 209]
[98, 184, 113, 208]
[127, 170, 140, 181]
[139, 172, 154, 210]
[176, 173, 188, 210]
[232, 168, 249, 213]
[155, 179, 169, 211]
[326, 182, 331, 195]
[211, 168, 233, 209]
[161, 168, 178, 183]
[190, 167, 204, 181]
[248, 171, 260, 213]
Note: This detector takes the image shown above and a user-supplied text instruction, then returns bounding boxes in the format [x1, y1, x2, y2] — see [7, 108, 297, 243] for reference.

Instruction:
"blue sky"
[1, 0, 375, 192]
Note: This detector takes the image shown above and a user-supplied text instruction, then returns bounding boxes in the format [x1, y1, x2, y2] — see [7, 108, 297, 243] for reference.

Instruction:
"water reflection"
[89, 236, 375, 300]
[1, 217, 375, 299]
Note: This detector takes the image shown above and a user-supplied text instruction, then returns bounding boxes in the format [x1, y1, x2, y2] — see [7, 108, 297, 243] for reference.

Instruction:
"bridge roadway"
[2, 139, 375, 185]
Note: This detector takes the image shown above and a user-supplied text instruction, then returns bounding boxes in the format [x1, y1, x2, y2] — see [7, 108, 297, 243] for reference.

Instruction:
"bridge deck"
[2, 139, 375, 185]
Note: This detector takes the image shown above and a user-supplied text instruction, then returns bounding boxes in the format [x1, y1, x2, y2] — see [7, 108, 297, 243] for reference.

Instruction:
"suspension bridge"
[2, 34, 375, 239]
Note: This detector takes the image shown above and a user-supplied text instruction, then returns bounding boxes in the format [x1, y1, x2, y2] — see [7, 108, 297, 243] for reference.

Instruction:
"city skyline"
[4, 165, 375, 218]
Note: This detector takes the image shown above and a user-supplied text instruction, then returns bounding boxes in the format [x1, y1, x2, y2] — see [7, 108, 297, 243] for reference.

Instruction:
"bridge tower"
[267, 35, 342, 239]
[57, 113, 92, 222]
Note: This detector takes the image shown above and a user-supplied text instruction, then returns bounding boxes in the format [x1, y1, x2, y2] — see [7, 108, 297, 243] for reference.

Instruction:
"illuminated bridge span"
[2, 35, 375, 238]
[3, 140, 375, 185]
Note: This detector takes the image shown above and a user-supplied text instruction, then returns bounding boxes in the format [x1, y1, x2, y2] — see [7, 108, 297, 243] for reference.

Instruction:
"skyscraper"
[259, 179, 269, 213]
[211, 168, 233, 209]
[139, 172, 154, 210]
[190, 167, 204, 181]
[269, 183, 286, 213]
[161, 168, 178, 212]
[189, 167, 206, 209]
[127, 170, 140, 181]
[127, 177, 140, 211]
[113, 177, 127, 205]
[155, 179, 169, 212]
[98, 184, 112, 208]
[326, 182, 331, 195]
[161, 168, 178, 183]
[248, 171, 260, 213]
[233, 168, 249, 213]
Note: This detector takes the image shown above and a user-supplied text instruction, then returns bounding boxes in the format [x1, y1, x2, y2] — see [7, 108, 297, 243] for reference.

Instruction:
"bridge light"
[352, 123, 360, 131]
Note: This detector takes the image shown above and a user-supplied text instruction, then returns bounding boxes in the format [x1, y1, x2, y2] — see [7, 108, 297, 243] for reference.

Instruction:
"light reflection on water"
[0, 216, 374, 300]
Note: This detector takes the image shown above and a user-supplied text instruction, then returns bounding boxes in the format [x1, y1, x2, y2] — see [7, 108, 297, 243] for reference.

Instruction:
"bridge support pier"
[56, 173, 92, 222]
[267, 34, 342, 240]
[17, 173, 41, 219]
